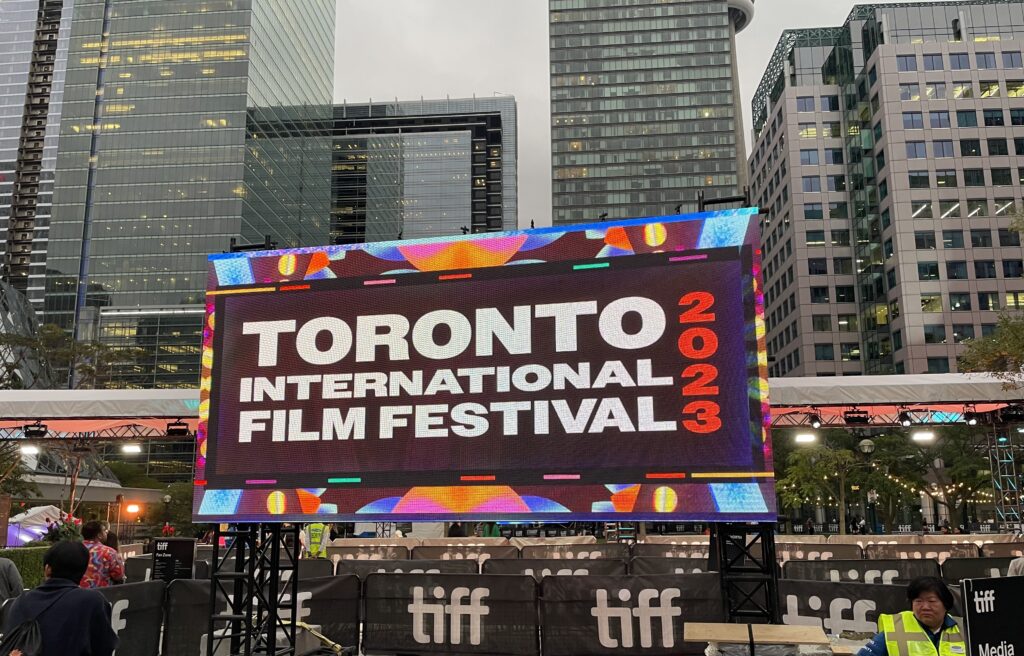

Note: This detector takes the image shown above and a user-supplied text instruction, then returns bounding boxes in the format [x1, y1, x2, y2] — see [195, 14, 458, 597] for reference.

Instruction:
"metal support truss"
[374, 522, 394, 538]
[989, 426, 1023, 531]
[712, 523, 780, 624]
[208, 523, 300, 656]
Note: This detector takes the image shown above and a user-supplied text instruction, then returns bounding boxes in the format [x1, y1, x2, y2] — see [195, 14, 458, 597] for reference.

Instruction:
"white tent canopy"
[0, 389, 197, 419]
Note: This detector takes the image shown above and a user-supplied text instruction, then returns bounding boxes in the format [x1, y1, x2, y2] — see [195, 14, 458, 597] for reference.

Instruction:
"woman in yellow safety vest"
[857, 577, 964, 656]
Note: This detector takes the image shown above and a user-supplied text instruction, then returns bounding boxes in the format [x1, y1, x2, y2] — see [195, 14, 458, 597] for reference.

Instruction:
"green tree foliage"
[0, 324, 145, 389]
[106, 462, 164, 490]
[958, 313, 1024, 388]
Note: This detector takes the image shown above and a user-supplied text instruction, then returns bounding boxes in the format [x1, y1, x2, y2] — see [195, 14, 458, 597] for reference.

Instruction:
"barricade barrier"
[336, 558, 479, 577]
[521, 543, 629, 560]
[776, 543, 863, 562]
[325, 544, 410, 564]
[941, 556, 1017, 584]
[981, 542, 1024, 558]
[864, 542, 979, 563]
[484, 558, 627, 580]
[628, 557, 712, 575]
[509, 535, 597, 548]
[631, 543, 710, 559]
[782, 558, 939, 585]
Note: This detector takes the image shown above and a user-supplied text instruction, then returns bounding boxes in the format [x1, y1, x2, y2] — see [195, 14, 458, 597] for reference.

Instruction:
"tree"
[0, 324, 145, 389]
[907, 426, 991, 527]
[0, 441, 40, 499]
[958, 313, 1024, 388]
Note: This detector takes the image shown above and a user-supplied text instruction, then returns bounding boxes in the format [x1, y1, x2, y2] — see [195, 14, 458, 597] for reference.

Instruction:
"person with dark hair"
[857, 576, 963, 656]
[2, 541, 117, 655]
[101, 530, 119, 551]
[79, 520, 124, 588]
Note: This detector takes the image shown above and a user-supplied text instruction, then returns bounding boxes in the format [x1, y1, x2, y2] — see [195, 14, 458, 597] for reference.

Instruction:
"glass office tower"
[550, 0, 754, 225]
[41, 0, 333, 388]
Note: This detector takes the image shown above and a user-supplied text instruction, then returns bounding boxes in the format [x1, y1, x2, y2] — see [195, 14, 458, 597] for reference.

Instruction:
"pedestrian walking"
[0, 541, 117, 655]
[79, 521, 124, 588]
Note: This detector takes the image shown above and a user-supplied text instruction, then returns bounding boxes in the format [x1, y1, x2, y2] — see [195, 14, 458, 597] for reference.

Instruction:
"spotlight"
[963, 412, 979, 426]
[808, 414, 822, 429]
[844, 409, 870, 425]
[1001, 404, 1024, 422]
[125, 504, 140, 515]
[22, 423, 47, 439]
[166, 421, 190, 437]
[795, 433, 817, 444]
[121, 444, 142, 454]
[912, 431, 935, 443]
[19, 445, 39, 456]
[898, 411, 913, 427]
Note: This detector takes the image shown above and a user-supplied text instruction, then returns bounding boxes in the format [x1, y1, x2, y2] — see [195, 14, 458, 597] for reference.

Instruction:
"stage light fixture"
[897, 411, 913, 427]
[844, 409, 870, 425]
[22, 423, 47, 438]
[963, 412, 979, 426]
[795, 433, 817, 444]
[911, 431, 935, 443]
[166, 420, 190, 437]
[1001, 404, 1024, 422]
[19, 445, 39, 456]
[121, 444, 142, 454]
[808, 414, 822, 429]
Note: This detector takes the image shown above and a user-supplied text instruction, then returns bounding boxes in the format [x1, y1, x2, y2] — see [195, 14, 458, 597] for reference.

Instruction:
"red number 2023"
[678, 292, 721, 434]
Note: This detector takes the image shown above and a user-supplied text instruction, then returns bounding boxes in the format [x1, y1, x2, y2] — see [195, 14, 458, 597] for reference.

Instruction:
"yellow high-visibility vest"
[879, 611, 965, 656]
[306, 523, 328, 558]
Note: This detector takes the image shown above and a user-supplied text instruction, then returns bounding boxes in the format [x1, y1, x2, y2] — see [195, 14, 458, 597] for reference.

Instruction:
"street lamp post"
[162, 494, 171, 524]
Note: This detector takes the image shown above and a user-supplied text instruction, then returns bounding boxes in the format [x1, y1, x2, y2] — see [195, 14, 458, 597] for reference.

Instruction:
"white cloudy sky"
[334, 1, 956, 227]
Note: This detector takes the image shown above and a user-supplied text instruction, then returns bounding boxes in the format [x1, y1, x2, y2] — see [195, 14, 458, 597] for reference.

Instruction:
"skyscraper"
[333, 97, 518, 243]
[34, 0, 333, 388]
[750, 2, 1024, 377]
[549, 0, 754, 225]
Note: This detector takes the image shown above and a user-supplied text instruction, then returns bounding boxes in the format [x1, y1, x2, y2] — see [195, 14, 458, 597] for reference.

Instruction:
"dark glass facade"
[333, 98, 518, 243]
[38, 0, 333, 388]
[549, 0, 753, 225]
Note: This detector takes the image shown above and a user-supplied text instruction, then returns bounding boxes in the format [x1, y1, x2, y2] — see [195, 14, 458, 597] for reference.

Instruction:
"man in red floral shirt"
[79, 520, 124, 588]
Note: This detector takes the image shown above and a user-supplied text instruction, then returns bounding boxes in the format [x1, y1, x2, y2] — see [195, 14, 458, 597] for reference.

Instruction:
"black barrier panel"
[981, 542, 1024, 558]
[521, 543, 629, 560]
[782, 559, 940, 585]
[300, 575, 360, 649]
[540, 573, 723, 656]
[363, 573, 539, 655]
[630, 544, 709, 559]
[297, 559, 335, 580]
[484, 558, 627, 580]
[963, 576, 1024, 655]
[411, 545, 521, 569]
[941, 557, 1016, 585]
[327, 545, 410, 563]
[628, 557, 712, 575]
[197, 544, 213, 562]
[98, 581, 165, 656]
[865, 543, 979, 562]
[124, 555, 153, 583]
[775, 543, 863, 561]
[779, 579, 906, 635]
[196, 560, 210, 579]
[163, 579, 227, 656]
[336, 559, 479, 578]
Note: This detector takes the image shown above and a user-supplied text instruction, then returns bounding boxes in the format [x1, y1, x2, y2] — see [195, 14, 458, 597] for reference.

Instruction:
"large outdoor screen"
[194, 209, 775, 522]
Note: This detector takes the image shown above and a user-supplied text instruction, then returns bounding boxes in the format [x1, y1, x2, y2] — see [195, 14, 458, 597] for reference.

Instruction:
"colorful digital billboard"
[194, 208, 775, 522]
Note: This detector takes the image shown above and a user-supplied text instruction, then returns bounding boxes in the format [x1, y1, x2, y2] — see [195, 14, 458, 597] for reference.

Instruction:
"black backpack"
[0, 589, 72, 656]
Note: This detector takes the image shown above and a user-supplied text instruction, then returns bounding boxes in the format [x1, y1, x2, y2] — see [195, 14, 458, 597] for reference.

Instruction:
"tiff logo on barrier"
[974, 589, 996, 614]
[408, 586, 490, 646]
[590, 588, 682, 648]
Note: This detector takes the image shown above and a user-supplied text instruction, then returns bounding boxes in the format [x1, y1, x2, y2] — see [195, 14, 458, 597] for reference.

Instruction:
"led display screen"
[195, 209, 775, 522]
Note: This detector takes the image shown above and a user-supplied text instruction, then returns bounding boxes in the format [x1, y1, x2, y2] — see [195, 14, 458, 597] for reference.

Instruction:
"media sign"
[194, 209, 774, 522]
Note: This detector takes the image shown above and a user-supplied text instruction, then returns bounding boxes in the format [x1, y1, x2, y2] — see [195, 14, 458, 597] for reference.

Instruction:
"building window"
[797, 96, 815, 112]
[873, 122, 883, 141]
[921, 293, 942, 312]
[912, 201, 933, 219]
[832, 230, 850, 246]
[1007, 291, 1024, 309]
[869, 65, 878, 85]
[897, 54, 918, 71]
[949, 293, 972, 311]
[812, 315, 832, 331]
[893, 329, 903, 351]
[835, 286, 855, 303]
[992, 168, 1013, 186]
[820, 95, 840, 111]
[815, 344, 835, 361]
[909, 171, 930, 189]
[1015, 138, 1024, 155]
[1005, 51, 1023, 68]
[887, 268, 898, 289]
[802, 176, 821, 193]
[927, 358, 950, 374]
[988, 138, 1009, 156]
[804, 203, 823, 220]
[825, 148, 844, 164]
[923, 324, 947, 344]
[977, 52, 997, 69]
[933, 140, 954, 158]
[982, 324, 997, 337]
[840, 343, 861, 362]
[1012, 108, 1024, 125]
[889, 299, 901, 319]
[952, 82, 974, 98]
[960, 139, 982, 157]
[800, 149, 819, 165]
[967, 199, 989, 217]
[957, 110, 978, 127]
[950, 53, 970, 70]
[942, 230, 964, 248]
[972, 229, 993, 247]
[975, 260, 997, 278]
[834, 257, 853, 275]
[918, 262, 940, 281]
[935, 170, 957, 187]
[884, 239, 894, 259]
[978, 292, 999, 311]
[939, 201, 961, 218]
[980, 81, 1001, 98]
[829, 202, 848, 219]
[903, 112, 924, 129]
[837, 314, 858, 331]
[879, 179, 889, 200]
[906, 142, 927, 158]
[1004, 260, 1024, 278]
[806, 230, 826, 246]
[952, 325, 975, 343]
[900, 84, 921, 101]
[822, 122, 841, 137]
[946, 261, 968, 280]
[810, 287, 830, 303]
[930, 111, 950, 128]
[923, 53, 944, 70]
[799, 123, 817, 138]
[925, 82, 947, 99]
[984, 109, 1005, 126]
[827, 175, 846, 192]
[808, 258, 828, 275]
[1009, 82, 1024, 98]
[995, 199, 1016, 216]
[999, 228, 1021, 247]
[914, 231, 937, 249]
[963, 169, 985, 187]
[876, 150, 886, 171]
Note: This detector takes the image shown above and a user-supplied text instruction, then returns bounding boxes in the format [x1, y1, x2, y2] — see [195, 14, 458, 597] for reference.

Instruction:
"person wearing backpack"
[0, 541, 117, 656]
